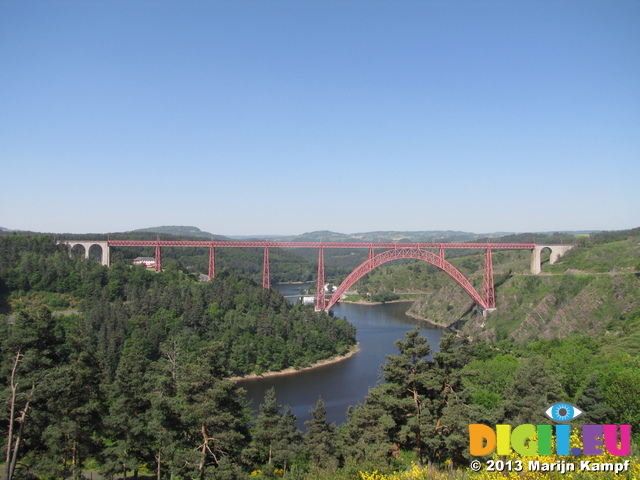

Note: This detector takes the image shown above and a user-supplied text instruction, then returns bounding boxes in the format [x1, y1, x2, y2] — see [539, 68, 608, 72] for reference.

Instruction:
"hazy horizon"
[0, 223, 625, 239]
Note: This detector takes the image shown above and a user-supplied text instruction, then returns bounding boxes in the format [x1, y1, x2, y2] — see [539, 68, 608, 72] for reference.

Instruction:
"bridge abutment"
[59, 241, 110, 266]
[530, 245, 573, 274]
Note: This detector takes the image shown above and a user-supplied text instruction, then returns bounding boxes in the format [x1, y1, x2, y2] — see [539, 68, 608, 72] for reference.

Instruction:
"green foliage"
[0, 233, 356, 378]
[2, 230, 640, 479]
[0, 234, 357, 480]
[362, 330, 484, 467]
[462, 353, 519, 409]
[370, 290, 401, 303]
[305, 397, 340, 472]
[249, 388, 303, 476]
[597, 355, 640, 444]
[501, 356, 564, 425]
[341, 387, 397, 471]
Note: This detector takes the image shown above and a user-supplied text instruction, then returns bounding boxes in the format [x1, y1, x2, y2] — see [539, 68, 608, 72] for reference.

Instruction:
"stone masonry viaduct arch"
[530, 245, 574, 275]
[59, 241, 110, 266]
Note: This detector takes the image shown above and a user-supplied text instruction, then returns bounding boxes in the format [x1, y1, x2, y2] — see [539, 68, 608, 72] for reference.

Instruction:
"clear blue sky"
[1, 0, 638, 236]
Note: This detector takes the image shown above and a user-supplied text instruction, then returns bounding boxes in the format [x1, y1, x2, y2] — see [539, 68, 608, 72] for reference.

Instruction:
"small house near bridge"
[133, 256, 156, 268]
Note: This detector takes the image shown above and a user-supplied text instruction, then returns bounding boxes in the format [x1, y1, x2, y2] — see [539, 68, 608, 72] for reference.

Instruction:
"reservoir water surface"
[237, 283, 446, 428]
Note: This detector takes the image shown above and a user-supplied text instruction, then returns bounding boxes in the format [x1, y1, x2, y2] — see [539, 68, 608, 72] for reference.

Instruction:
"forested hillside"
[0, 234, 360, 479]
[334, 229, 640, 346]
[339, 229, 640, 479]
[0, 235, 356, 375]
[399, 229, 640, 345]
[2, 231, 639, 480]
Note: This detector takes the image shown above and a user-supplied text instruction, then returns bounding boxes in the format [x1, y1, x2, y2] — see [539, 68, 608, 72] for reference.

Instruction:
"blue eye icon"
[545, 403, 583, 422]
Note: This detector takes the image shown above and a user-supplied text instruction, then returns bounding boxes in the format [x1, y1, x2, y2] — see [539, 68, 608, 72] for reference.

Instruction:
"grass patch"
[343, 294, 364, 302]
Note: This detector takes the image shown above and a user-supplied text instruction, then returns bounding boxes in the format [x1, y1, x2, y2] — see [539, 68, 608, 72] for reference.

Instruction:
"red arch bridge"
[63, 240, 572, 312]
[96, 240, 571, 310]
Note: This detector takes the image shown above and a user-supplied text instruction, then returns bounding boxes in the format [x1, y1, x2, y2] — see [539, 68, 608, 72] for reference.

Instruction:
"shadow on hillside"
[0, 279, 10, 315]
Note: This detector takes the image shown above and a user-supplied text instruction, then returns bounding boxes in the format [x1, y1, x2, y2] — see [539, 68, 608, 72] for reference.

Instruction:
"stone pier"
[59, 241, 110, 266]
[530, 245, 573, 274]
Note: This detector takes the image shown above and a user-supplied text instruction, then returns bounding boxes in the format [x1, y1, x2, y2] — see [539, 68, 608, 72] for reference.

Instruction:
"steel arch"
[325, 247, 488, 310]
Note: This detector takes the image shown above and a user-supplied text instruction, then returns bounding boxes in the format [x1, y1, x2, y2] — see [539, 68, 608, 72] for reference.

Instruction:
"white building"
[133, 256, 156, 268]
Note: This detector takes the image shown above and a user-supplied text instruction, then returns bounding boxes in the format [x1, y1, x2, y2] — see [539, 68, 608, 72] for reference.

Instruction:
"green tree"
[381, 327, 434, 467]
[546, 336, 598, 400]
[426, 334, 478, 465]
[341, 387, 396, 472]
[101, 343, 153, 479]
[252, 388, 282, 468]
[1, 307, 63, 480]
[304, 397, 339, 472]
[273, 405, 303, 476]
[378, 330, 481, 466]
[503, 356, 564, 425]
[145, 363, 184, 480]
[575, 373, 614, 424]
[176, 344, 251, 480]
[605, 367, 640, 444]
[38, 350, 103, 480]
[250, 388, 303, 477]
[462, 353, 519, 410]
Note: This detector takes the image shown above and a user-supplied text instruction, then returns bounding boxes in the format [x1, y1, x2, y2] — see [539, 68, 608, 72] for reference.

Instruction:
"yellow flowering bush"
[359, 464, 439, 480]
[360, 430, 640, 480]
[468, 428, 640, 480]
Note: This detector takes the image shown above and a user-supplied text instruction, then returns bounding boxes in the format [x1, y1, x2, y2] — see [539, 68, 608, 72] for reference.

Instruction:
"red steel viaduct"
[60, 240, 573, 312]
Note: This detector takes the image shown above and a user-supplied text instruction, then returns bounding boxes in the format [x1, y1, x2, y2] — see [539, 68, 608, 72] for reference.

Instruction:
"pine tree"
[304, 397, 339, 472]
[382, 327, 434, 467]
[251, 388, 303, 477]
[2, 307, 63, 480]
[380, 329, 478, 466]
[503, 356, 564, 425]
[176, 344, 251, 480]
[341, 387, 396, 470]
[575, 373, 614, 424]
[101, 345, 153, 479]
[145, 361, 184, 480]
[252, 388, 281, 467]
[39, 350, 103, 480]
[273, 405, 303, 476]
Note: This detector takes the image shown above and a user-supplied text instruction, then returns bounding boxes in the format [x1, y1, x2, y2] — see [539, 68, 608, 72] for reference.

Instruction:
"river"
[236, 283, 446, 428]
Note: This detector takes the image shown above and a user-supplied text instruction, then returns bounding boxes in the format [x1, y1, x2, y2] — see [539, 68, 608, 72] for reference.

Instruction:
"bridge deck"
[107, 240, 536, 249]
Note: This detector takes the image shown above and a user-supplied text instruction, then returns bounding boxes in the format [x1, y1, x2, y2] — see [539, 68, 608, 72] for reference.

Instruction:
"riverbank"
[338, 297, 455, 331]
[338, 298, 416, 306]
[404, 308, 456, 330]
[229, 343, 360, 381]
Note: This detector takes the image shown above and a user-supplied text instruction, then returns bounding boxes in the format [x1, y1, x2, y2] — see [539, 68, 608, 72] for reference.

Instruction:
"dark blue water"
[237, 284, 445, 428]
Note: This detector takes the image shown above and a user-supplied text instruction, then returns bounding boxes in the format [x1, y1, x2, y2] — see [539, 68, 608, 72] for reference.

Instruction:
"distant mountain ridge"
[130, 226, 603, 243]
[133, 228, 495, 243]
[273, 230, 489, 243]
[1, 224, 606, 241]
[131, 225, 218, 238]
